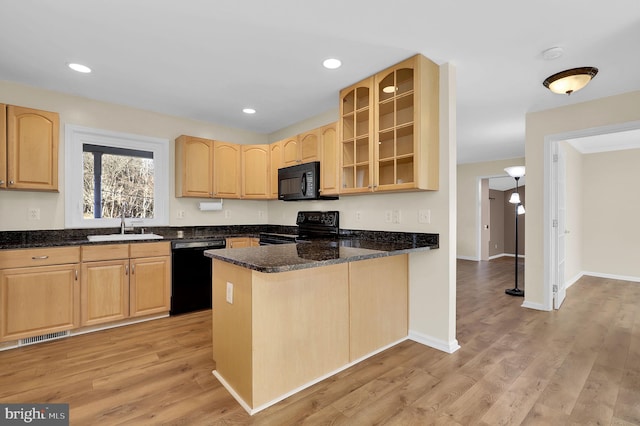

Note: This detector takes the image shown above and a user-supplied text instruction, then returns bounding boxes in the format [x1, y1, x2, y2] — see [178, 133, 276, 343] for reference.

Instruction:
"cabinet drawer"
[0, 246, 81, 269]
[129, 241, 170, 258]
[82, 244, 130, 262]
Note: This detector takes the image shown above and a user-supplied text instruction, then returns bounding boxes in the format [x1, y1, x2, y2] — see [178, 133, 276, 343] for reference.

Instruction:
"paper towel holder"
[198, 199, 223, 211]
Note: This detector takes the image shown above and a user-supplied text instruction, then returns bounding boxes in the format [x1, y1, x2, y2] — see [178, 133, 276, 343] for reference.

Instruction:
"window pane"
[83, 149, 155, 220]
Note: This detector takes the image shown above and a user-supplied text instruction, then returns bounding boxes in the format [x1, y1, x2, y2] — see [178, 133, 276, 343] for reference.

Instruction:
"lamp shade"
[509, 192, 521, 204]
[543, 67, 598, 95]
[517, 204, 525, 215]
[504, 166, 525, 178]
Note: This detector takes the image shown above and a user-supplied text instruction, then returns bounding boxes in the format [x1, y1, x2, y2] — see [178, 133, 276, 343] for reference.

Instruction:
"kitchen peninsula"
[204, 234, 437, 414]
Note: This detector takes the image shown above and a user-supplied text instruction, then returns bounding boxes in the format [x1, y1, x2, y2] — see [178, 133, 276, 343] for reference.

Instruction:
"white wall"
[525, 90, 640, 309]
[0, 80, 269, 231]
[456, 157, 525, 260]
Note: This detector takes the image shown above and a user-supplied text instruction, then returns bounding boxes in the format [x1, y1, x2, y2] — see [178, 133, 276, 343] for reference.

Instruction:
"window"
[65, 125, 169, 228]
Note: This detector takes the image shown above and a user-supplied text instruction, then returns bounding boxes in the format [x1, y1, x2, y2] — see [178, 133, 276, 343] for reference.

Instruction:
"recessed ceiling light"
[322, 58, 342, 69]
[67, 63, 92, 73]
[242, 108, 256, 114]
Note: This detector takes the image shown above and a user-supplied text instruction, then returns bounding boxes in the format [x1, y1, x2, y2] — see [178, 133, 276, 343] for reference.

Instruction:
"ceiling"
[1, 1, 639, 164]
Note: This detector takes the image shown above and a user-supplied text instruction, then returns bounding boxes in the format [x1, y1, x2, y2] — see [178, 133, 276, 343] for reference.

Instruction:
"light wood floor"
[1, 257, 639, 425]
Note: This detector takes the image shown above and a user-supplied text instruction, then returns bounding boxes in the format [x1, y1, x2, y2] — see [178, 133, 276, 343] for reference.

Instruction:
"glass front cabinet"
[339, 54, 439, 194]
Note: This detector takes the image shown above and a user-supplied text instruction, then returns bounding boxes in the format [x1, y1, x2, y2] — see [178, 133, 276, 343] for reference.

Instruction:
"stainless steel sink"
[87, 233, 164, 242]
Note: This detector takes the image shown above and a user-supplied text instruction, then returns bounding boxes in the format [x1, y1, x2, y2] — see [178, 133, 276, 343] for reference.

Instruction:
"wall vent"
[19, 331, 70, 347]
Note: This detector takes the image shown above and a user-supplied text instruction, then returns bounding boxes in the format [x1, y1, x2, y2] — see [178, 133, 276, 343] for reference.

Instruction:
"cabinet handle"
[75, 270, 78, 281]
[9, 180, 15, 185]
[32, 255, 49, 260]
[132, 265, 135, 275]
[0, 180, 4, 185]
[125, 264, 129, 275]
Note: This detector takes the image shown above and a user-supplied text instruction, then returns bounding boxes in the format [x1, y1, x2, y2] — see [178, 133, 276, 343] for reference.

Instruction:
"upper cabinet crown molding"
[1, 104, 59, 191]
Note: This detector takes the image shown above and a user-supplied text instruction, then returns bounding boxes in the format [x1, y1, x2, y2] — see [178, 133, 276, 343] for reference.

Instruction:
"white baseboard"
[565, 272, 584, 289]
[488, 253, 507, 260]
[521, 300, 551, 311]
[408, 330, 460, 353]
[457, 255, 478, 261]
[582, 271, 640, 283]
[501, 253, 526, 259]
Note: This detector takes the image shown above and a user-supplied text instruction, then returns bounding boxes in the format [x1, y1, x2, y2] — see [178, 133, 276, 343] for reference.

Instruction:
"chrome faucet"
[120, 202, 127, 234]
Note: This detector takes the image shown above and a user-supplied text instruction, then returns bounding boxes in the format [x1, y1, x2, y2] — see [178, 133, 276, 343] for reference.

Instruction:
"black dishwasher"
[171, 239, 226, 315]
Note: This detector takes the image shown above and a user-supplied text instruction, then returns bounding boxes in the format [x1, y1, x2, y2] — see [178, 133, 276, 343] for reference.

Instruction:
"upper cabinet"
[175, 135, 215, 198]
[1, 105, 59, 191]
[279, 131, 320, 167]
[269, 142, 283, 199]
[213, 141, 241, 199]
[319, 123, 339, 196]
[242, 144, 270, 199]
[339, 54, 439, 194]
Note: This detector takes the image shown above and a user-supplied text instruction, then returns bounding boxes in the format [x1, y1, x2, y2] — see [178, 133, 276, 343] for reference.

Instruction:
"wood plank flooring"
[1, 257, 639, 425]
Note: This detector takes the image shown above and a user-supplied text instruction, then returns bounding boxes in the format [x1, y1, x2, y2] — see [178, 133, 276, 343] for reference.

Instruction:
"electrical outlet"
[385, 210, 393, 223]
[226, 282, 234, 304]
[258, 210, 266, 220]
[28, 208, 40, 220]
[392, 209, 401, 224]
[418, 209, 431, 224]
[355, 211, 362, 222]
[177, 210, 185, 219]
[224, 210, 230, 219]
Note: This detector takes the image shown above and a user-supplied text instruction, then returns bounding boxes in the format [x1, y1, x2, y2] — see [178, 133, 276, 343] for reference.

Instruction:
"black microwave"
[277, 161, 338, 201]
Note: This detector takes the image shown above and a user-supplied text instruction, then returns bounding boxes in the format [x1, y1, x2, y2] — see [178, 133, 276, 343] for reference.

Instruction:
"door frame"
[543, 120, 640, 310]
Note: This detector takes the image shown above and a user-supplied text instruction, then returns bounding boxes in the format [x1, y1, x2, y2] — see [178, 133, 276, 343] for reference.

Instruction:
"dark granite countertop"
[204, 238, 433, 273]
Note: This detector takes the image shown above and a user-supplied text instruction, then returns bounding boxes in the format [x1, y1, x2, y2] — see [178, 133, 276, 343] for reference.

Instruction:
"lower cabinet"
[0, 247, 81, 342]
[226, 237, 260, 248]
[129, 255, 171, 317]
[81, 259, 129, 326]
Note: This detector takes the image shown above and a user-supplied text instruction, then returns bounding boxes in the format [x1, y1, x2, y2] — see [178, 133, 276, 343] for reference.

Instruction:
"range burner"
[259, 211, 339, 245]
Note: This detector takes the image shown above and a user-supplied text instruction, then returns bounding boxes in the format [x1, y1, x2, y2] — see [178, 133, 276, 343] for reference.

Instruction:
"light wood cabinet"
[269, 142, 283, 199]
[319, 122, 339, 196]
[226, 237, 259, 248]
[175, 135, 214, 198]
[3, 105, 59, 191]
[281, 137, 299, 167]
[298, 129, 320, 164]
[339, 54, 439, 193]
[0, 247, 80, 342]
[242, 144, 270, 199]
[0, 104, 6, 189]
[128, 242, 171, 317]
[80, 244, 130, 327]
[213, 141, 241, 199]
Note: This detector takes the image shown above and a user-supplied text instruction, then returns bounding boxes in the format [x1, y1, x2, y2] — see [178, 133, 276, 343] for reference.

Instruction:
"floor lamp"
[504, 166, 525, 297]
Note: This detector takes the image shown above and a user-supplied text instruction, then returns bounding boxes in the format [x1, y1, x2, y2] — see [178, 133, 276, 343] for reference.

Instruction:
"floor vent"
[19, 331, 70, 347]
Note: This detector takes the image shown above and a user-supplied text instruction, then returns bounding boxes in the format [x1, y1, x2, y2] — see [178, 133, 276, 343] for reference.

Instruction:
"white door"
[554, 143, 567, 309]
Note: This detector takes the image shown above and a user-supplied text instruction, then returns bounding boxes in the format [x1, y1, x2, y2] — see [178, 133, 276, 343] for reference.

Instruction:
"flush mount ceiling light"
[242, 108, 256, 114]
[543, 67, 598, 95]
[67, 63, 92, 73]
[322, 58, 342, 69]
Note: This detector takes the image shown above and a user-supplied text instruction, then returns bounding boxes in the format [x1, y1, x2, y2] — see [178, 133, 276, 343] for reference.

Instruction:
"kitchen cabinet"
[0, 246, 80, 341]
[175, 135, 214, 198]
[213, 141, 241, 199]
[0, 104, 59, 191]
[339, 54, 439, 193]
[281, 136, 300, 167]
[269, 142, 283, 199]
[80, 244, 130, 327]
[279, 131, 320, 167]
[226, 237, 258, 249]
[242, 144, 270, 199]
[129, 242, 171, 317]
[319, 122, 339, 196]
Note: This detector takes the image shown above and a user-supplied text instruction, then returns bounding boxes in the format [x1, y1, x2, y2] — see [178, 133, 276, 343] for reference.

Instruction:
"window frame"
[65, 125, 169, 229]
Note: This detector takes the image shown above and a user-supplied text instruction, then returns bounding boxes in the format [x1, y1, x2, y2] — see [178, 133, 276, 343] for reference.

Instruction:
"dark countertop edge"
[206, 245, 431, 273]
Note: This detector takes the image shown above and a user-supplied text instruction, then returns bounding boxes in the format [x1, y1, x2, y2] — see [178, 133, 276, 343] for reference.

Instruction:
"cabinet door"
[226, 237, 250, 249]
[281, 137, 299, 167]
[0, 104, 6, 189]
[374, 55, 439, 191]
[242, 144, 270, 199]
[339, 77, 374, 194]
[129, 256, 171, 317]
[0, 264, 79, 341]
[250, 238, 260, 247]
[319, 123, 339, 196]
[269, 141, 283, 199]
[299, 129, 320, 164]
[175, 135, 214, 198]
[6, 105, 59, 191]
[213, 141, 241, 198]
[81, 260, 129, 326]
